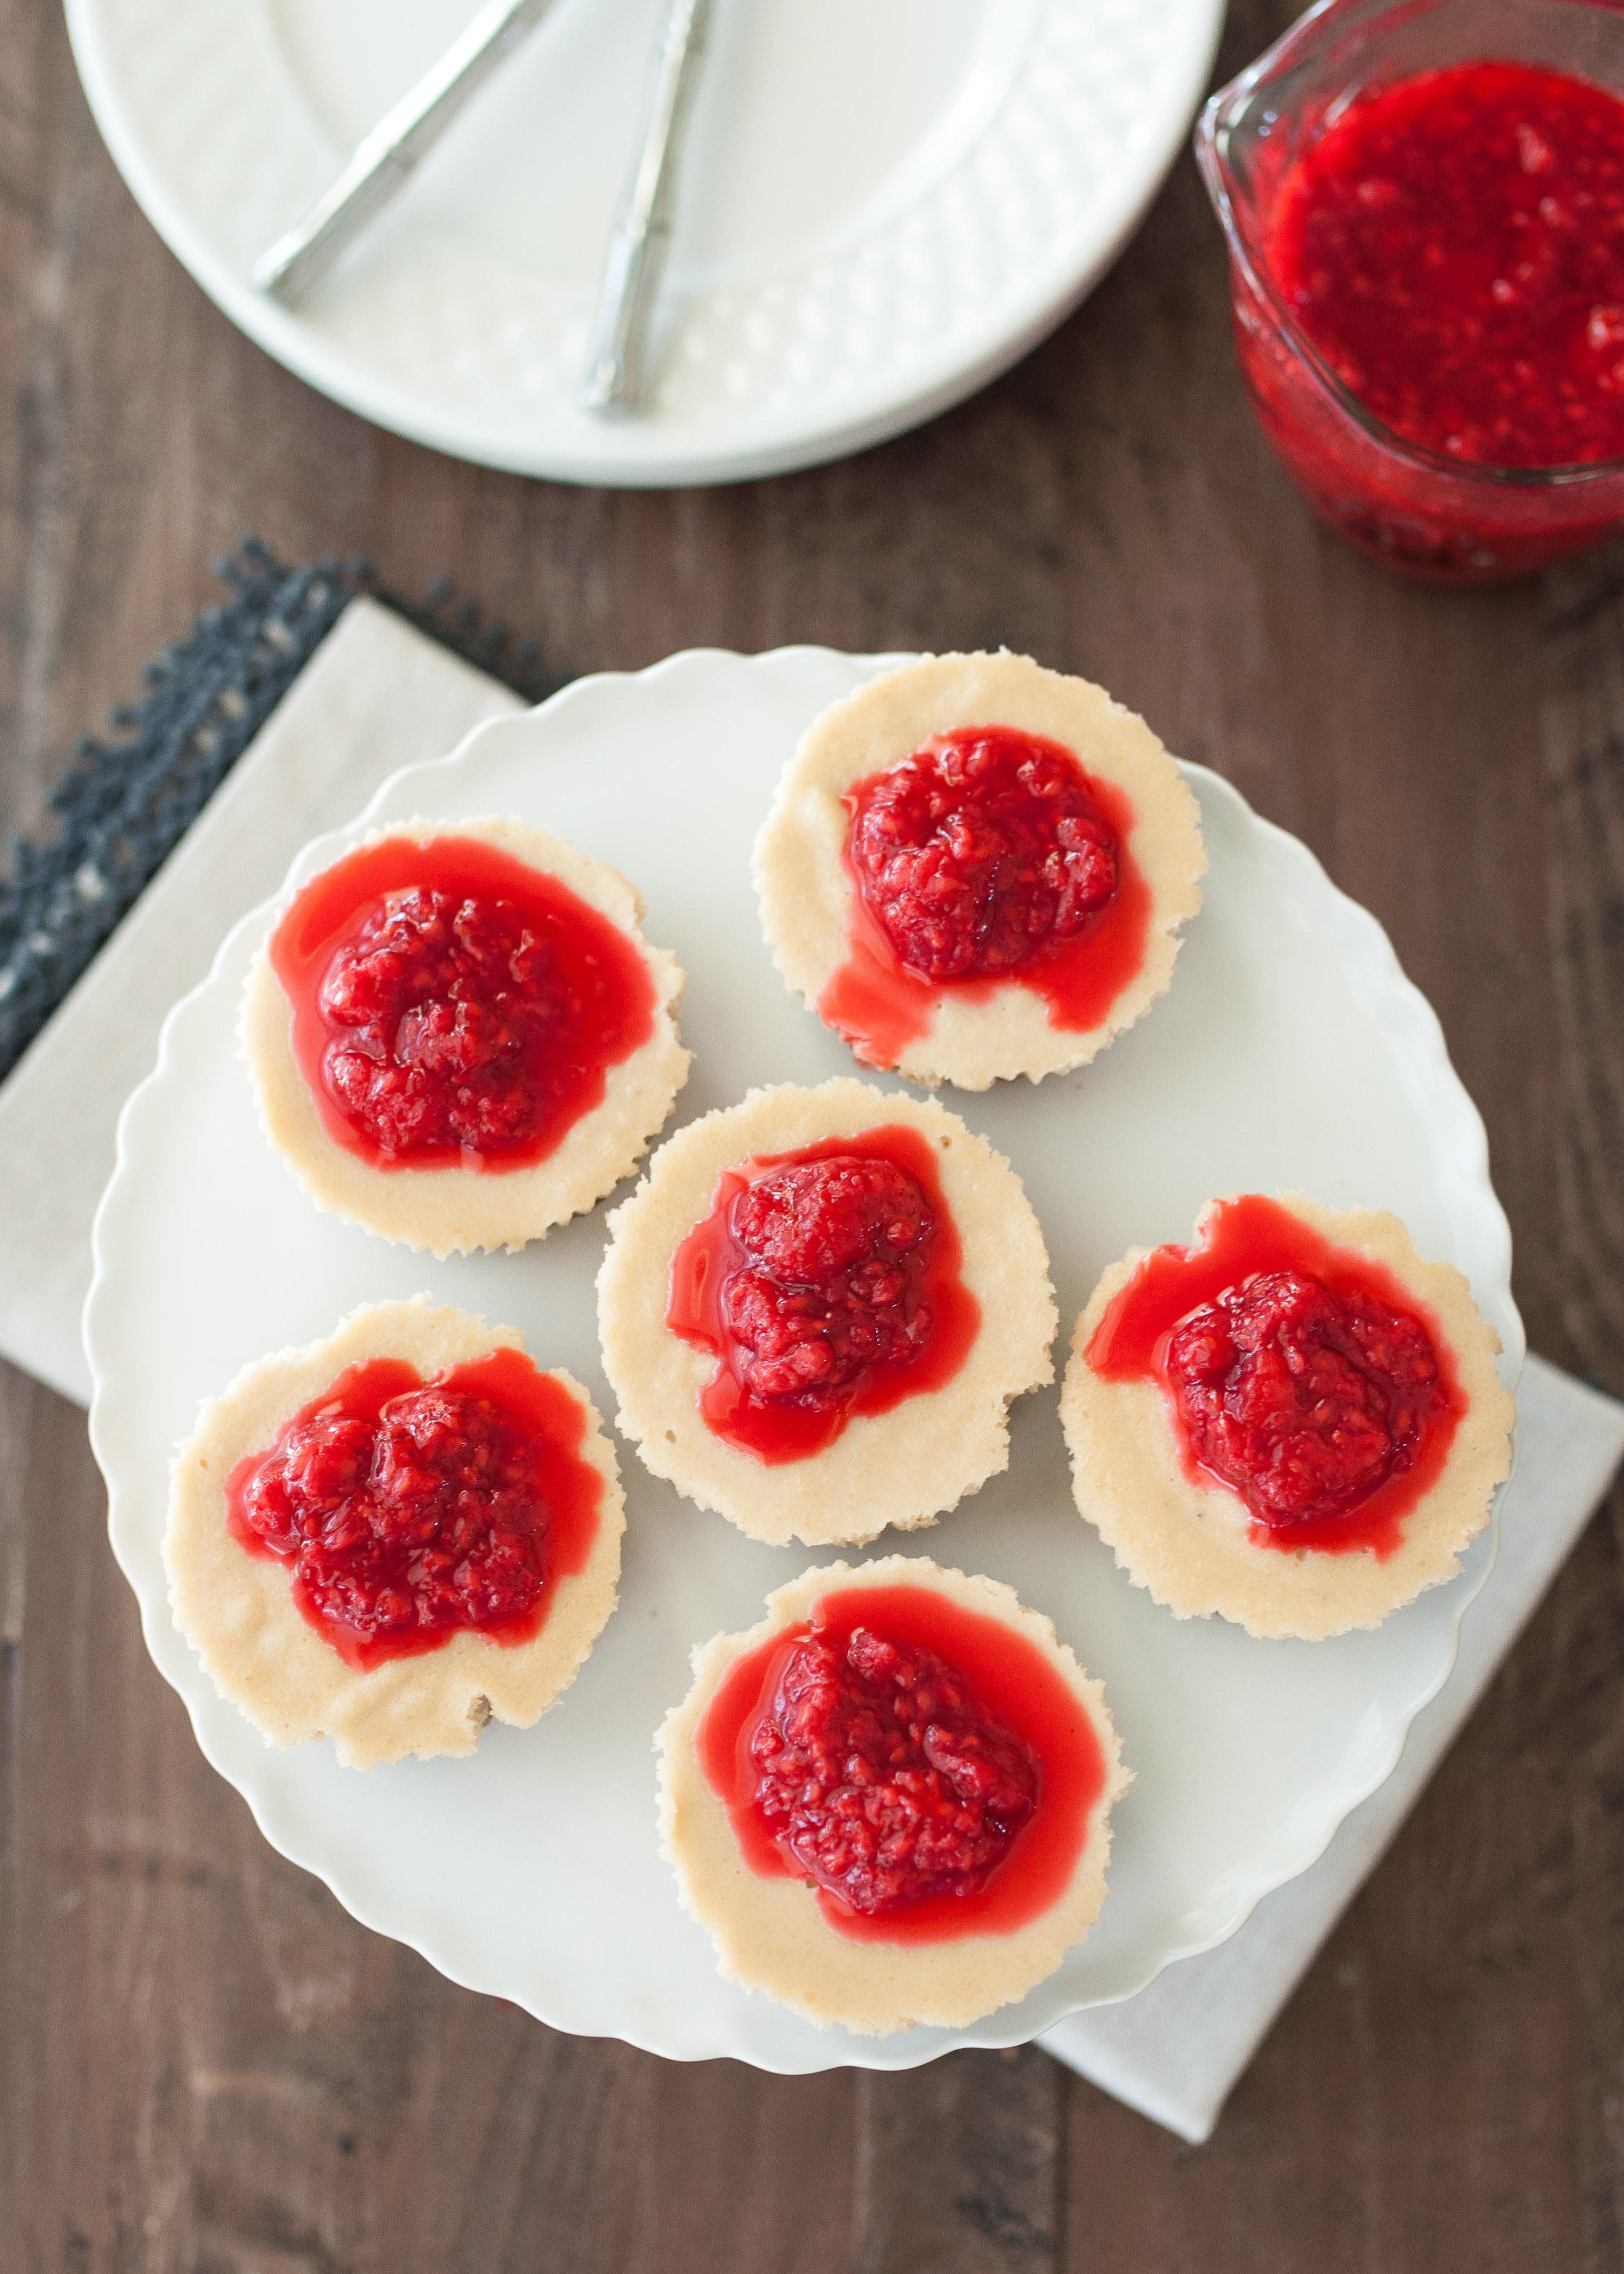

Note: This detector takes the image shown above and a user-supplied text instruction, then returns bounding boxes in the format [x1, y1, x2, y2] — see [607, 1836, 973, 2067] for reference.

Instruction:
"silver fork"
[251, 0, 558, 307]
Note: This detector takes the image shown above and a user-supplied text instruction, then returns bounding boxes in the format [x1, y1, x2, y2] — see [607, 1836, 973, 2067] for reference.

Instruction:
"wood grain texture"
[3, 0, 1624, 2266]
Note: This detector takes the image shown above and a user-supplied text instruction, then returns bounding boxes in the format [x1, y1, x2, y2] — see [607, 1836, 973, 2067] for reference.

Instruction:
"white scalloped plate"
[87, 647, 1522, 2072]
[66, 0, 1224, 486]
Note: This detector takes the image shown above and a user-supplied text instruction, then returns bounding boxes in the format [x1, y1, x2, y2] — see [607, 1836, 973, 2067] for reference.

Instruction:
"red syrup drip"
[1085, 1195, 1466, 1558]
[815, 727, 1151, 1073]
[1271, 62, 1624, 469]
[268, 834, 657, 1173]
[224, 1348, 602, 1672]
[695, 1584, 1108, 1945]
[665, 1124, 980, 1465]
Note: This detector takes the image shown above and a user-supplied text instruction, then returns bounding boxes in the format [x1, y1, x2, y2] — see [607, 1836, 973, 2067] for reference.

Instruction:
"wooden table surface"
[5, 2, 1624, 2266]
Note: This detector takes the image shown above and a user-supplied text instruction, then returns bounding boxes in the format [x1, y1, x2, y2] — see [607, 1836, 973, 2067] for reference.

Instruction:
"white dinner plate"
[87, 647, 1522, 2072]
[66, 0, 1225, 486]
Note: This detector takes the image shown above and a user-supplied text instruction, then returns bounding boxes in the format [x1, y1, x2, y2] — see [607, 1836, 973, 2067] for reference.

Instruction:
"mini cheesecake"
[755, 651, 1205, 1092]
[597, 1078, 1057, 1547]
[166, 1300, 625, 1768]
[657, 1555, 1129, 2036]
[1060, 1193, 1516, 1640]
[242, 815, 690, 1257]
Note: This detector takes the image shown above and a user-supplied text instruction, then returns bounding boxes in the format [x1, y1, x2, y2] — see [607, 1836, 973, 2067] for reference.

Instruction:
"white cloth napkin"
[3, 597, 1618, 2138]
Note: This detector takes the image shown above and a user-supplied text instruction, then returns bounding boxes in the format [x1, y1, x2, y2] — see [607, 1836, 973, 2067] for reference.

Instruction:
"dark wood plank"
[4, 0, 1624, 2266]
[1537, 542, 1624, 1386]
[853, 2047, 1063, 2273]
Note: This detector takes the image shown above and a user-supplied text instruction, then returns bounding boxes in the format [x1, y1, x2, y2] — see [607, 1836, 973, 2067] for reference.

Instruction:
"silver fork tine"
[252, 0, 558, 307]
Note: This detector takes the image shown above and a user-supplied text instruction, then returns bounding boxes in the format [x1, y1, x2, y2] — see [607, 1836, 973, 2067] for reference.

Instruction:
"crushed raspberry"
[846, 727, 1118, 984]
[241, 1381, 549, 1651]
[226, 1350, 603, 1670]
[270, 834, 656, 1172]
[722, 1155, 935, 1410]
[667, 1126, 980, 1464]
[320, 888, 579, 1157]
[1165, 1268, 1448, 1529]
[750, 1626, 1039, 1913]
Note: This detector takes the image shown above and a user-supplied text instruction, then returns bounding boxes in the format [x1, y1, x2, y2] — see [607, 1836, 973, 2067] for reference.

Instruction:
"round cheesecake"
[242, 815, 690, 1257]
[1060, 1192, 1516, 1640]
[755, 651, 1206, 1091]
[597, 1078, 1057, 1547]
[166, 1299, 625, 1768]
[657, 1555, 1129, 2036]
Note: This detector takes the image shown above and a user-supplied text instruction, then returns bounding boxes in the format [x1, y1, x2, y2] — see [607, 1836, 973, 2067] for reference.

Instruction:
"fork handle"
[580, 0, 711, 416]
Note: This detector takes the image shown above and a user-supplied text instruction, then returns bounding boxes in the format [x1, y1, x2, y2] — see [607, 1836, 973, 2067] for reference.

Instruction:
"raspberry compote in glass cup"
[1197, 0, 1624, 583]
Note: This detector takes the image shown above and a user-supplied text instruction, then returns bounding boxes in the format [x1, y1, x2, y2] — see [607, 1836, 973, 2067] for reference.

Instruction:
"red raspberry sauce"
[818, 728, 1151, 1073]
[224, 1347, 602, 1672]
[269, 834, 656, 1171]
[1086, 1195, 1466, 1558]
[1272, 63, 1624, 468]
[696, 1584, 1108, 1945]
[666, 1125, 980, 1465]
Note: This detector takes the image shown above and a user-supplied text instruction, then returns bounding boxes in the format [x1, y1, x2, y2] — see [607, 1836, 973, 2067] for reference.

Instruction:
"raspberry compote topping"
[269, 834, 656, 1172]
[696, 1584, 1108, 1946]
[666, 1126, 980, 1464]
[1087, 1195, 1465, 1558]
[225, 1348, 602, 1671]
[750, 1627, 1037, 1914]
[1270, 63, 1624, 470]
[818, 727, 1151, 1071]
[851, 730, 1119, 982]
